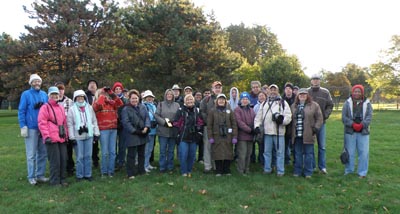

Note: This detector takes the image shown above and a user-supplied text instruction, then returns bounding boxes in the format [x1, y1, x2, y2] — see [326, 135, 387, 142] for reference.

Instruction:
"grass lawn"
[0, 110, 399, 213]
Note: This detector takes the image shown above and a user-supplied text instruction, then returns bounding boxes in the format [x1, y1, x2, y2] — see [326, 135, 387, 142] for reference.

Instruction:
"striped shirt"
[296, 104, 305, 137]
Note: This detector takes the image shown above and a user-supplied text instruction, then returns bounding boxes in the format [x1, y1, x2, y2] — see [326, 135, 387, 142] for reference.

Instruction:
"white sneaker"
[145, 168, 151, 173]
[320, 168, 328, 174]
[36, 177, 49, 182]
[29, 179, 37, 185]
[148, 165, 157, 170]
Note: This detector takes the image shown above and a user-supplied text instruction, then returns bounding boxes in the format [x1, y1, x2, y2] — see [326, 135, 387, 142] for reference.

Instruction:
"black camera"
[58, 125, 66, 138]
[34, 102, 44, 109]
[150, 120, 158, 128]
[104, 87, 111, 92]
[219, 125, 227, 137]
[78, 126, 89, 135]
[272, 112, 284, 125]
[354, 116, 362, 124]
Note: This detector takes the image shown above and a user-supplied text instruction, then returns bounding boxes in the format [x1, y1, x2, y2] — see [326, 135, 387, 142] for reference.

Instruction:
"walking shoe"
[84, 177, 93, 182]
[145, 168, 151, 173]
[182, 173, 188, 177]
[277, 173, 284, 177]
[320, 168, 328, 174]
[28, 179, 37, 185]
[198, 160, 204, 164]
[37, 177, 49, 183]
[148, 165, 157, 170]
[61, 182, 69, 187]
[305, 175, 312, 179]
[109, 173, 114, 178]
[293, 174, 300, 177]
[359, 175, 366, 179]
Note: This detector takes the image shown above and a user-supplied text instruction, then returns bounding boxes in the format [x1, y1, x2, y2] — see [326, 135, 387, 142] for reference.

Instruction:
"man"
[203, 89, 211, 98]
[200, 81, 223, 173]
[18, 74, 49, 185]
[172, 84, 184, 106]
[282, 82, 296, 165]
[55, 82, 74, 176]
[308, 74, 334, 174]
[249, 80, 261, 107]
[184, 86, 193, 96]
[85, 79, 100, 168]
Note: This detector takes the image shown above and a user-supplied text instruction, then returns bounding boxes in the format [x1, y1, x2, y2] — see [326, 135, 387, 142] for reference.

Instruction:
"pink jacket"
[38, 99, 68, 143]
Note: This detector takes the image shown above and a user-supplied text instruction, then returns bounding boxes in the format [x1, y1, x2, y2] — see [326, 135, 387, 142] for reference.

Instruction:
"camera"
[150, 120, 158, 128]
[34, 102, 44, 109]
[104, 87, 111, 92]
[58, 125, 66, 138]
[354, 116, 362, 124]
[219, 124, 227, 137]
[78, 126, 89, 135]
[272, 112, 284, 125]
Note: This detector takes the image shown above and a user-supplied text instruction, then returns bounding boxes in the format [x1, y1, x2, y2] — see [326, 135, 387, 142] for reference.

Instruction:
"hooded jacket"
[229, 87, 240, 111]
[342, 97, 372, 135]
[154, 89, 180, 138]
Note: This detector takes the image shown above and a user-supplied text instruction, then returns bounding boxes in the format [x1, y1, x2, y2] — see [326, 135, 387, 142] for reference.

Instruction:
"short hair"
[251, 81, 261, 87]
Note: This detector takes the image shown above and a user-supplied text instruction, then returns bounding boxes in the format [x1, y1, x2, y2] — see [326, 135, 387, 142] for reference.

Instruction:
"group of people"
[18, 73, 372, 186]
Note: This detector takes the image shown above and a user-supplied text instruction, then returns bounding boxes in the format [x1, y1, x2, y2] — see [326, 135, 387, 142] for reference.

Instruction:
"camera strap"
[46, 104, 60, 126]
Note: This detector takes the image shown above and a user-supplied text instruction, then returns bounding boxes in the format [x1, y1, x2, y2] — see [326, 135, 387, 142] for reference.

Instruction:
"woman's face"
[49, 93, 59, 101]
[129, 94, 139, 106]
[76, 96, 85, 103]
[194, 92, 202, 101]
[145, 96, 154, 103]
[185, 96, 195, 107]
[166, 91, 174, 101]
[114, 87, 122, 95]
[231, 89, 237, 98]
[298, 93, 307, 102]
[258, 93, 266, 102]
[241, 97, 249, 106]
[352, 88, 362, 100]
[217, 98, 226, 106]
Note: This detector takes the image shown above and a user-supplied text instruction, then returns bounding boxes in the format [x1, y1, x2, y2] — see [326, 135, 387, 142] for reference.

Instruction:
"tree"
[324, 71, 351, 107]
[341, 63, 372, 97]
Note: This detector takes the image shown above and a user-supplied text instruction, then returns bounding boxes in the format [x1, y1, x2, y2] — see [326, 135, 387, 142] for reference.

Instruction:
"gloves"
[352, 122, 363, 132]
[21, 126, 28, 138]
[209, 138, 215, 144]
[275, 115, 284, 125]
[232, 137, 237, 144]
[70, 139, 77, 146]
[312, 127, 318, 135]
[45, 137, 52, 144]
[93, 135, 99, 142]
[254, 127, 261, 135]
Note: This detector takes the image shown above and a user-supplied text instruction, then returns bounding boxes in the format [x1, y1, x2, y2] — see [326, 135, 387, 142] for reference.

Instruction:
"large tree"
[341, 63, 372, 97]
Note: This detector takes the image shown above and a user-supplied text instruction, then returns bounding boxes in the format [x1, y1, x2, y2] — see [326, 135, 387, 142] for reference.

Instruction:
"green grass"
[1, 110, 399, 213]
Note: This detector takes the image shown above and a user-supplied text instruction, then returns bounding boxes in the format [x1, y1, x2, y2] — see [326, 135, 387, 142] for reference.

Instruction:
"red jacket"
[93, 94, 123, 130]
[38, 99, 68, 143]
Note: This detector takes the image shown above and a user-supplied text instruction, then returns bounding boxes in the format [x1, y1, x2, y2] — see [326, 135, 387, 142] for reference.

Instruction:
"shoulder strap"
[47, 104, 59, 125]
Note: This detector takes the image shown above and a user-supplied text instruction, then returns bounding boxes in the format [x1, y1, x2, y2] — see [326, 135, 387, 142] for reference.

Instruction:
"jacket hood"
[73, 90, 88, 102]
[164, 89, 174, 102]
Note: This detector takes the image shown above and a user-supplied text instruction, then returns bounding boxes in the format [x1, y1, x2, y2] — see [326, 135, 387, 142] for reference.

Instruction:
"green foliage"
[231, 61, 261, 92]
[1, 110, 400, 213]
[341, 63, 372, 97]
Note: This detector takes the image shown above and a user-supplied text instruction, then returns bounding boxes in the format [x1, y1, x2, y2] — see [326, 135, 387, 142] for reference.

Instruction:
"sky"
[1, 0, 400, 77]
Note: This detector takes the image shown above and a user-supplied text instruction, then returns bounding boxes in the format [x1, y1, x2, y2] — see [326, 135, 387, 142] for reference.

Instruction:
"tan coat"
[291, 101, 323, 144]
[207, 106, 237, 160]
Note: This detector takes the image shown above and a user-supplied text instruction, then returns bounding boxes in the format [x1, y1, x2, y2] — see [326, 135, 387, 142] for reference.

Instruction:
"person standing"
[252, 90, 268, 165]
[121, 90, 150, 179]
[85, 79, 100, 168]
[282, 82, 296, 165]
[342, 85, 372, 178]
[172, 84, 184, 107]
[93, 87, 123, 177]
[38, 86, 68, 186]
[55, 82, 75, 176]
[234, 92, 256, 175]
[18, 74, 49, 185]
[142, 90, 158, 172]
[291, 88, 323, 178]
[229, 87, 240, 111]
[173, 94, 205, 177]
[67, 90, 100, 181]
[154, 89, 180, 173]
[254, 84, 292, 176]
[200, 81, 223, 173]
[249, 81, 261, 107]
[308, 74, 334, 174]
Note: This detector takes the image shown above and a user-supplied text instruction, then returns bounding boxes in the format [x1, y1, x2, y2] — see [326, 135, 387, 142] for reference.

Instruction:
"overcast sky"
[1, 0, 400, 76]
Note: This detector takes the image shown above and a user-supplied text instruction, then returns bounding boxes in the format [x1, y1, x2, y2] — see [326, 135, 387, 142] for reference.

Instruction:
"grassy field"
[1, 110, 399, 213]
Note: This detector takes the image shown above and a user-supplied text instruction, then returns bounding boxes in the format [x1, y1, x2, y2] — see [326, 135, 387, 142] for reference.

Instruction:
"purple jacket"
[234, 105, 256, 141]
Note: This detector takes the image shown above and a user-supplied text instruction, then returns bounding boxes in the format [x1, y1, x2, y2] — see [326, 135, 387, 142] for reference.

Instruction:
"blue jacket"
[18, 88, 48, 129]
[143, 101, 157, 136]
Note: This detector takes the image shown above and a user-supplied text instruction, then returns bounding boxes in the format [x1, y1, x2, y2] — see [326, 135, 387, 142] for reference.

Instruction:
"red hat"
[112, 82, 124, 91]
[352, 84, 364, 95]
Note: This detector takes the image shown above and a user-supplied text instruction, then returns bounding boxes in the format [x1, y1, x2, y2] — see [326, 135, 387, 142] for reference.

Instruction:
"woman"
[154, 89, 180, 173]
[92, 87, 123, 177]
[342, 85, 372, 178]
[207, 94, 238, 176]
[142, 90, 158, 172]
[173, 94, 204, 177]
[234, 92, 255, 175]
[67, 90, 100, 181]
[121, 90, 150, 179]
[38, 86, 68, 186]
[229, 87, 240, 111]
[252, 90, 268, 165]
[291, 88, 323, 178]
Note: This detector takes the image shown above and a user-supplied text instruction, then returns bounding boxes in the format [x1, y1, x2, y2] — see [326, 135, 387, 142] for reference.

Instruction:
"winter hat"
[87, 79, 98, 88]
[352, 84, 364, 96]
[216, 93, 227, 99]
[239, 92, 250, 102]
[73, 90, 88, 102]
[47, 86, 59, 96]
[311, 73, 321, 80]
[29, 74, 42, 84]
[298, 88, 308, 94]
[284, 82, 294, 90]
[269, 84, 279, 90]
[142, 90, 155, 98]
[112, 82, 124, 92]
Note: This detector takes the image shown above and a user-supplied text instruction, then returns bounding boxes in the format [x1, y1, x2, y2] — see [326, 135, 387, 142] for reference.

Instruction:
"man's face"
[212, 85, 222, 95]
[88, 81, 97, 92]
[284, 87, 293, 97]
[184, 89, 192, 96]
[311, 78, 320, 87]
[269, 87, 278, 97]
[173, 89, 180, 97]
[31, 79, 42, 90]
[251, 83, 261, 94]
[195, 92, 202, 101]
[203, 90, 211, 97]
[58, 88, 65, 98]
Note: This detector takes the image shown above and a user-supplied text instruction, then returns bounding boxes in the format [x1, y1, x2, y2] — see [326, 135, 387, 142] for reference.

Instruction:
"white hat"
[184, 86, 193, 91]
[73, 90, 88, 102]
[142, 90, 155, 98]
[269, 84, 279, 90]
[216, 93, 227, 99]
[172, 84, 181, 90]
[47, 86, 59, 96]
[29, 74, 42, 84]
[311, 73, 321, 79]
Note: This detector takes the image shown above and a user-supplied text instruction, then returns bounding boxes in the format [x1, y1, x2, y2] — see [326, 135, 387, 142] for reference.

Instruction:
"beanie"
[87, 79, 98, 88]
[29, 74, 42, 84]
[48, 86, 60, 96]
[239, 92, 250, 102]
[112, 82, 124, 91]
[352, 84, 364, 96]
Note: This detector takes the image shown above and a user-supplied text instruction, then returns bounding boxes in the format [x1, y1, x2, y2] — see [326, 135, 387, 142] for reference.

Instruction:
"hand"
[232, 137, 237, 144]
[254, 127, 261, 135]
[21, 126, 28, 138]
[275, 115, 284, 125]
[93, 135, 99, 142]
[164, 118, 173, 128]
[70, 139, 77, 146]
[352, 122, 363, 132]
[312, 127, 318, 135]
[209, 138, 214, 144]
[45, 137, 52, 144]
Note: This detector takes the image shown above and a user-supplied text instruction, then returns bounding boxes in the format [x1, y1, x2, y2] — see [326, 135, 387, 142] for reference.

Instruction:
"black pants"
[46, 142, 67, 185]
[66, 140, 74, 174]
[126, 144, 146, 177]
[215, 160, 231, 174]
[92, 140, 99, 167]
[197, 141, 204, 161]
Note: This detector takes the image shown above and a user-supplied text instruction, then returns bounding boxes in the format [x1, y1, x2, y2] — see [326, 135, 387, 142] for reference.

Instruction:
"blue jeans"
[313, 123, 326, 170]
[75, 137, 93, 178]
[145, 135, 156, 169]
[100, 129, 117, 175]
[25, 129, 47, 180]
[263, 134, 285, 175]
[294, 138, 314, 176]
[178, 141, 197, 174]
[158, 136, 176, 171]
[344, 133, 369, 176]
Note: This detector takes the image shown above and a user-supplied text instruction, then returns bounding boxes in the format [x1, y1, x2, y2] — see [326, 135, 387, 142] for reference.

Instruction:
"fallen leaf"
[383, 206, 389, 212]
[164, 209, 173, 213]
[117, 207, 122, 210]
[199, 189, 207, 195]
[167, 182, 174, 186]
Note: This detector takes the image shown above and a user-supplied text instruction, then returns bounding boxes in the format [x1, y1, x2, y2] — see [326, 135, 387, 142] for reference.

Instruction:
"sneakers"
[182, 173, 188, 177]
[145, 168, 151, 173]
[320, 168, 328, 174]
[36, 177, 49, 183]
[305, 175, 312, 179]
[293, 174, 300, 177]
[148, 165, 157, 170]
[277, 173, 284, 177]
[128, 176, 135, 179]
[28, 178, 37, 185]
